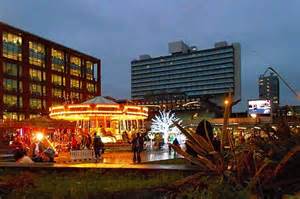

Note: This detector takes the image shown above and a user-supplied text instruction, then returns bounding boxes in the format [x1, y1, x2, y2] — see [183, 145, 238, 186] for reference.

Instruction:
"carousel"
[49, 96, 148, 143]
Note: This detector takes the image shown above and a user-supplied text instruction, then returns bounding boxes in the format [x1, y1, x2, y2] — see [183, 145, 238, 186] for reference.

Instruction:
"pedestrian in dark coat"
[132, 133, 144, 163]
[93, 133, 103, 162]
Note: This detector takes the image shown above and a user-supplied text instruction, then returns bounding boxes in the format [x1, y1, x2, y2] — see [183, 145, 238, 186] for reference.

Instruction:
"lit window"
[30, 84, 44, 96]
[71, 79, 80, 89]
[52, 74, 64, 86]
[3, 112, 18, 120]
[51, 49, 64, 72]
[29, 41, 45, 67]
[52, 88, 63, 98]
[86, 61, 94, 80]
[3, 62, 20, 76]
[30, 98, 42, 109]
[2, 32, 22, 61]
[87, 83, 95, 93]
[70, 92, 80, 99]
[70, 56, 81, 77]
[3, 78, 18, 92]
[3, 95, 18, 107]
[30, 68, 43, 82]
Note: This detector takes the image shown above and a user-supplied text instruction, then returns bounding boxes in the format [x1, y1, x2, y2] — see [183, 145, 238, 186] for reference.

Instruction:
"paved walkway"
[56, 148, 182, 164]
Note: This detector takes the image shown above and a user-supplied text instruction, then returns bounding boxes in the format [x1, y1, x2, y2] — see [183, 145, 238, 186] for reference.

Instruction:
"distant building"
[131, 41, 241, 113]
[0, 22, 101, 120]
[259, 72, 280, 111]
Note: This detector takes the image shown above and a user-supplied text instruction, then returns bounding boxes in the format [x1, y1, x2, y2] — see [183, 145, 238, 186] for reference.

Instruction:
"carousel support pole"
[104, 116, 107, 128]
[136, 119, 139, 131]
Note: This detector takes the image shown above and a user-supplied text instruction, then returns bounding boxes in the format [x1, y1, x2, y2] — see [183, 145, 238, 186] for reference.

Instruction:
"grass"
[0, 169, 190, 199]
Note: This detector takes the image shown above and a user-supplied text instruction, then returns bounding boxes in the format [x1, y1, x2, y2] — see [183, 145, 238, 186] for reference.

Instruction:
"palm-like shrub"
[170, 119, 300, 198]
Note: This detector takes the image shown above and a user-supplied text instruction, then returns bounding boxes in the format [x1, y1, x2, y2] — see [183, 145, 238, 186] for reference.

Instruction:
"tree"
[150, 110, 183, 144]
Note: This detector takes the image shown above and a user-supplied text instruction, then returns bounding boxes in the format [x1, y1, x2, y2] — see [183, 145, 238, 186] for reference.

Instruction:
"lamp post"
[221, 93, 233, 150]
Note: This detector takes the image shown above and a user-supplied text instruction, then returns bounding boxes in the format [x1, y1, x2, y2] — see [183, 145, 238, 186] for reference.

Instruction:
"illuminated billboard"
[248, 100, 271, 115]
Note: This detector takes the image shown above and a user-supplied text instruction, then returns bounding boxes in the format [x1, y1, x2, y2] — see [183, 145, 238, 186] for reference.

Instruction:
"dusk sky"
[1, 1, 299, 111]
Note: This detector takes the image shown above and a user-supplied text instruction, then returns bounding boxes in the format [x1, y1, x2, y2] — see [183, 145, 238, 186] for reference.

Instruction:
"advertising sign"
[248, 100, 271, 115]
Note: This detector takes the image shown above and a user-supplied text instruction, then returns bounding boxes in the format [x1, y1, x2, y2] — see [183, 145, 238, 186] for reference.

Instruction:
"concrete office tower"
[131, 41, 241, 111]
[0, 22, 101, 120]
[259, 72, 280, 110]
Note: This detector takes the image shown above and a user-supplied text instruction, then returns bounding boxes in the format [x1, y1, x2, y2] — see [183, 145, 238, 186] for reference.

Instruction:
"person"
[132, 133, 144, 163]
[86, 133, 92, 149]
[93, 133, 103, 162]
[172, 138, 180, 157]
[71, 135, 77, 150]
[31, 141, 45, 162]
[239, 131, 246, 145]
[168, 134, 175, 155]
[14, 149, 33, 164]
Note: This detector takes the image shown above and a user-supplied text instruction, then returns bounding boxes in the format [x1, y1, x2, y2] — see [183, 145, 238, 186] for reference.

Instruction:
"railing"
[70, 149, 94, 161]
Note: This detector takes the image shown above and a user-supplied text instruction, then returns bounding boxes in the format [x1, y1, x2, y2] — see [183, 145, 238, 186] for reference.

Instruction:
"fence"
[70, 149, 94, 161]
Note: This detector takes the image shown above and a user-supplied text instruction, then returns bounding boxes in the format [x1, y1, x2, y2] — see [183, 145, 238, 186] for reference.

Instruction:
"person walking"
[132, 133, 144, 163]
[93, 133, 103, 163]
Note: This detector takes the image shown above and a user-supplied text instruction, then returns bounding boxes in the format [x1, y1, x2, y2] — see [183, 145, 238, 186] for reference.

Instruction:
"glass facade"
[51, 48, 64, 72]
[131, 46, 237, 99]
[2, 32, 22, 61]
[70, 56, 81, 77]
[29, 41, 45, 67]
[3, 61, 21, 76]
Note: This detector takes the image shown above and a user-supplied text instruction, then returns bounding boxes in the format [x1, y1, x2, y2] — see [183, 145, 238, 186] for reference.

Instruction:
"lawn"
[0, 168, 191, 199]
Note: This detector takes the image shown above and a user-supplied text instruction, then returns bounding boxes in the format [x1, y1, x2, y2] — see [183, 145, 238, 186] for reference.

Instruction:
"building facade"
[131, 41, 241, 112]
[0, 22, 101, 120]
[259, 72, 280, 111]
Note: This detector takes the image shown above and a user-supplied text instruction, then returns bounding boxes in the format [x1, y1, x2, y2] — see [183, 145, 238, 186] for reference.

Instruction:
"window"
[3, 112, 18, 120]
[30, 98, 42, 109]
[3, 62, 20, 76]
[2, 32, 22, 61]
[71, 79, 80, 89]
[29, 41, 45, 67]
[30, 68, 43, 82]
[87, 82, 95, 93]
[86, 61, 94, 80]
[3, 78, 18, 92]
[70, 56, 81, 77]
[51, 74, 64, 86]
[51, 49, 64, 72]
[70, 92, 80, 99]
[3, 95, 17, 107]
[30, 84, 44, 96]
[52, 88, 63, 98]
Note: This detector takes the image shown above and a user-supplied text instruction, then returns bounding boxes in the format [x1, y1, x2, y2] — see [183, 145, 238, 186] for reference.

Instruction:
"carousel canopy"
[49, 96, 148, 121]
[82, 96, 118, 105]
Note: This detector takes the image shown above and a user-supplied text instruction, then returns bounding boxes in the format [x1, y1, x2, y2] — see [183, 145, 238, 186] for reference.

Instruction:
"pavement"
[0, 146, 200, 171]
[55, 147, 182, 164]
